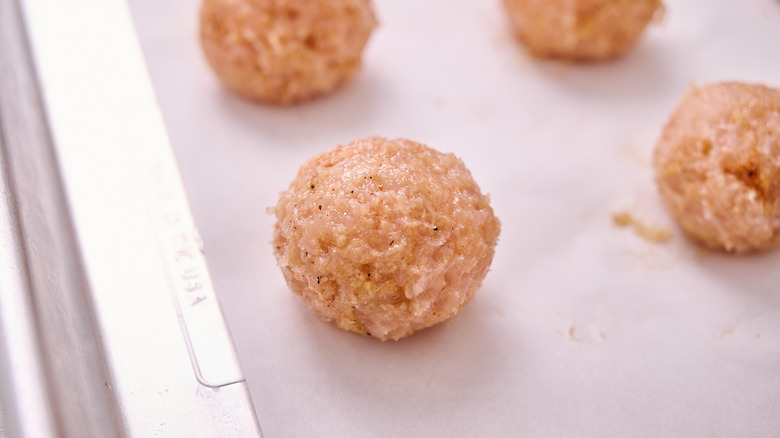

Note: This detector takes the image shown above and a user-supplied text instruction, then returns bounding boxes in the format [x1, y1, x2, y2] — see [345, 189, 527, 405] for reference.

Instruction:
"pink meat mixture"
[273, 137, 500, 340]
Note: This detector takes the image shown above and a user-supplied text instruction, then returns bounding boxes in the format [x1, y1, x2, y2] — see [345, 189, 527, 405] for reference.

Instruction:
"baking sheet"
[127, 0, 780, 436]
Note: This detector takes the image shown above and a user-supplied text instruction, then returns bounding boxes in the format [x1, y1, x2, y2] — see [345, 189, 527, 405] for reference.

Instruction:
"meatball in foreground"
[654, 82, 780, 253]
[200, 0, 376, 105]
[272, 137, 501, 340]
[502, 0, 662, 61]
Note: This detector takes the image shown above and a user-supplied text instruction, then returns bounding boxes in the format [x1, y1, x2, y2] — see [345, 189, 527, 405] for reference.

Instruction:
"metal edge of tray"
[0, 0, 117, 434]
[0, 0, 264, 436]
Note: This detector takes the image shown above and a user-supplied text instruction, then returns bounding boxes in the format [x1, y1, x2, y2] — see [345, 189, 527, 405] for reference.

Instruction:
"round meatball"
[272, 137, 501, 340]
[502, 0, 663, 61]
[200, 0, 376, 105]
[654, 82, 780, 253]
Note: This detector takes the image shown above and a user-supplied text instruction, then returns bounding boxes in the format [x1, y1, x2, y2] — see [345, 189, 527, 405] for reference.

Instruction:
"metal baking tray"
[0, 0, 262, 436]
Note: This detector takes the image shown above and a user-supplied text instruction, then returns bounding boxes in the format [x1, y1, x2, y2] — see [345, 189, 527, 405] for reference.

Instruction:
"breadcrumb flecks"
[272, 137, 501, 341]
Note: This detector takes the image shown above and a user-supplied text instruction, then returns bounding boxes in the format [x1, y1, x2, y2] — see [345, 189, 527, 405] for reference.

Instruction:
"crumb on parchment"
[612, 211, 672, 243]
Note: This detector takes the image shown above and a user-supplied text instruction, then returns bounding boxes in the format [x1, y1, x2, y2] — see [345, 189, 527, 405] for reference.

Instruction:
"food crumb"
[612, 211, 632, 227]
[612, 211, 672, 243]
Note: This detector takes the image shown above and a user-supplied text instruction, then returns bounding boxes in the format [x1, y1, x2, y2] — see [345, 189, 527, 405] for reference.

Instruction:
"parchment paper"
[128, 0, 780, 436]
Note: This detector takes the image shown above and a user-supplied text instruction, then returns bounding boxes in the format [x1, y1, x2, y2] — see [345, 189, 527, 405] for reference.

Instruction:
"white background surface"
[128, 0, 780, 436]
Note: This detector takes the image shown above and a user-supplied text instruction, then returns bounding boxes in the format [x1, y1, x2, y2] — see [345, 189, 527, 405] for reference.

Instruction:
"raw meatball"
[502, 0, 663, 61]
[200, 0, 376, 105]
[654, 82, 780, 253]
[272, 137, 501, 340]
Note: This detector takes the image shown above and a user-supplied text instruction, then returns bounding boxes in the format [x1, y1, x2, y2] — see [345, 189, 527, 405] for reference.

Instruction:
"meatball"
[272, 137, 501, 340]
[502, 0, 663, 61]
[200, 0, 376, 105]
[654, 82, 780, 253]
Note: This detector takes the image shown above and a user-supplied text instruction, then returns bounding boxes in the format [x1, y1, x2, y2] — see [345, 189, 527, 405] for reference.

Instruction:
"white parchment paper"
[129, 0, 780, 436]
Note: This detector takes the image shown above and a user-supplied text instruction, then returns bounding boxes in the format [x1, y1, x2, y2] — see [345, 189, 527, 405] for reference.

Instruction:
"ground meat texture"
[654, 82, 780, 253]
[502, 0, 662, 61]
[272, 137, 501, 341]
[200, 0, 376, 105]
